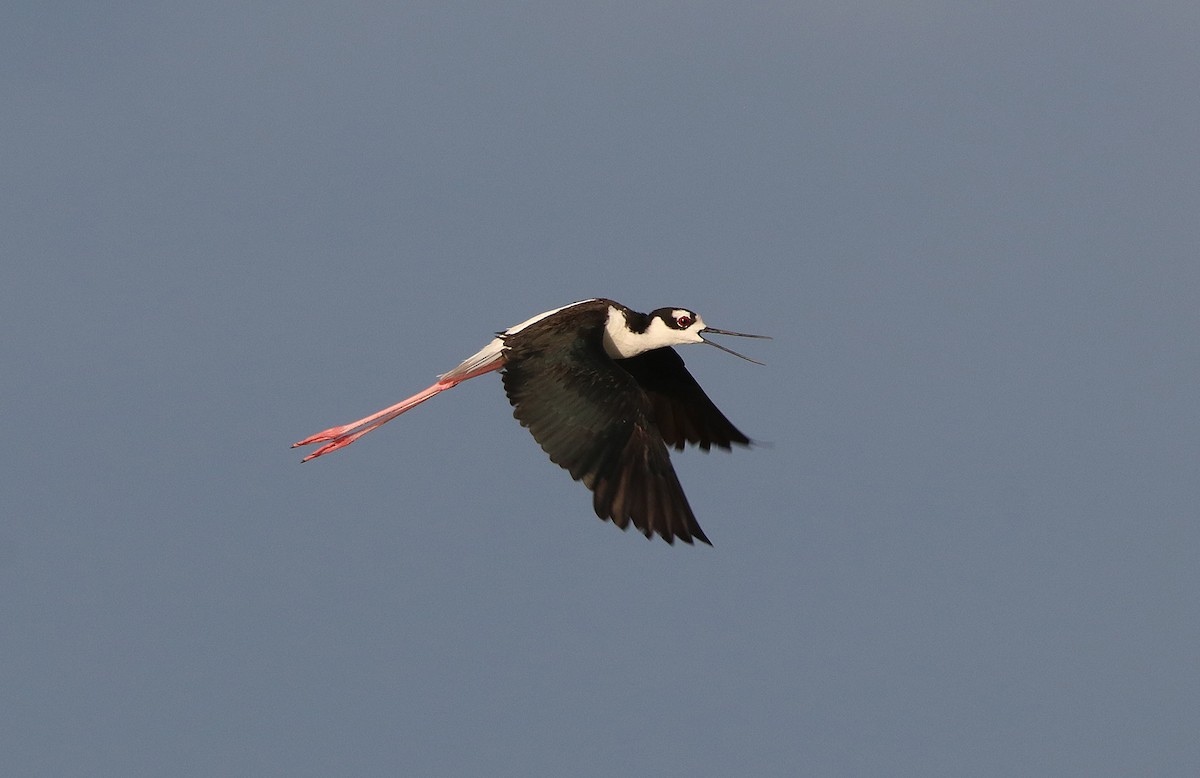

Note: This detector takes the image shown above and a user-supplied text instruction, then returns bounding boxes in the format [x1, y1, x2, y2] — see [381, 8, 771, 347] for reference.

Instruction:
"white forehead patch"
[671, 309, 696, 323]
[603, 305, 705, 358]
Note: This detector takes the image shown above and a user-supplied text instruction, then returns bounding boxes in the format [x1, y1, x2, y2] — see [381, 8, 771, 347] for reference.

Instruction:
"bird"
[292, 298, 769, 545]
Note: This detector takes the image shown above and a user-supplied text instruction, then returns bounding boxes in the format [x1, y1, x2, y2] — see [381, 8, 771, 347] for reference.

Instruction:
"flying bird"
[292, 298, 768, 545]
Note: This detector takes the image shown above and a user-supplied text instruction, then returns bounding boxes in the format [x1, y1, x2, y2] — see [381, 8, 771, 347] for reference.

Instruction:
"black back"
[499, 301, 748, 544]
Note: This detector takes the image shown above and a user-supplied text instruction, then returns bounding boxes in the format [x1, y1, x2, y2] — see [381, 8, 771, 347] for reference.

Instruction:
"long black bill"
[699, 327, 772, 365]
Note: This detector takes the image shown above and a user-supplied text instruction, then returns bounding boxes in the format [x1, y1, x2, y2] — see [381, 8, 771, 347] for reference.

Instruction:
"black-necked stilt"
[293, 298, 769, 545]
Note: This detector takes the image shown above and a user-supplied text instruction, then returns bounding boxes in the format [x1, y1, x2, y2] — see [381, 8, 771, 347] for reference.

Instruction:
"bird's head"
[604, 305, 770, 363]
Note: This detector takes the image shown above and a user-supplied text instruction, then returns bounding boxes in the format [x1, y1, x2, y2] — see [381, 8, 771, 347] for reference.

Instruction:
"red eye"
[676, 315, 693, 328]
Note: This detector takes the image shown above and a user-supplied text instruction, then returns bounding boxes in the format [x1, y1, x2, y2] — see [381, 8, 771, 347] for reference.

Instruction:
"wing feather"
[501, 317, 710, 545]
[615, 348, 751, 451]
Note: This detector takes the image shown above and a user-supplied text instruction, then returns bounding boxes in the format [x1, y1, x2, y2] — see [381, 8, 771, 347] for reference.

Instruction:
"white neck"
[602, 306, 704, 358]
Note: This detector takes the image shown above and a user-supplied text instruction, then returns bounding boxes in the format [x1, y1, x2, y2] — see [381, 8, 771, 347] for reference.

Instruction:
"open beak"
[699, 327, 772, 365]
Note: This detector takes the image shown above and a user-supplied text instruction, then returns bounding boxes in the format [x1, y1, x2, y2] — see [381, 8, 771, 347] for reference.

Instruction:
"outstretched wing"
[501, 328, 710, 545]
[615, 347, 751, 451]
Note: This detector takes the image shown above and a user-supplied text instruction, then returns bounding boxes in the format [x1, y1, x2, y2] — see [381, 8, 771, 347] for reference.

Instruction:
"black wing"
[501, 326, 710, 545]
[616, 347, 751, 451]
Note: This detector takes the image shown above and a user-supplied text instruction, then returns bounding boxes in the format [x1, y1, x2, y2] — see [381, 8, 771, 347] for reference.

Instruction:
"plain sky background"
[3, 2, 1198, 776]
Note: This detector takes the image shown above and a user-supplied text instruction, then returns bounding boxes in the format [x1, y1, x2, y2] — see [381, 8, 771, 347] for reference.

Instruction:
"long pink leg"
[292, 357, 504, 462]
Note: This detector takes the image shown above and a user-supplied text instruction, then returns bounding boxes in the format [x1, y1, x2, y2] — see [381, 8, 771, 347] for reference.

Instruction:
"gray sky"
[4, 2, 1198, 776]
